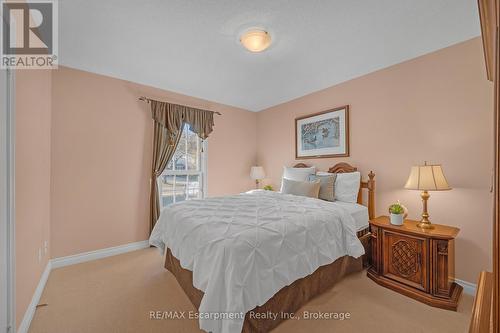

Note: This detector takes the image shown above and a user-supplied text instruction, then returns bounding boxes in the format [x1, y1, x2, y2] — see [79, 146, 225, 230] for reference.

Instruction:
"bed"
[150, 162, 375, 333]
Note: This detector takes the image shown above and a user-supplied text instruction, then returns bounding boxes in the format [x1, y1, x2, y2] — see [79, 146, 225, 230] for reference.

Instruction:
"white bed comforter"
[149, 190, 364, 333]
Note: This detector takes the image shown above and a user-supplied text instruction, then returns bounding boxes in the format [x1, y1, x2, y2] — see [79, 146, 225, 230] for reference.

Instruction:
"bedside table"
[367, 216, 462, 311]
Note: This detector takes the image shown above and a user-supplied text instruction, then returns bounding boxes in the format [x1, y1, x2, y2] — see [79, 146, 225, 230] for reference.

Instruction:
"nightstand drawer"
[382, 230, 429, 292]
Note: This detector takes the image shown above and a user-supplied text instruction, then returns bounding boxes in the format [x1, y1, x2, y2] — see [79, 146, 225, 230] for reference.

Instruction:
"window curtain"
[149, 99, 216, 232]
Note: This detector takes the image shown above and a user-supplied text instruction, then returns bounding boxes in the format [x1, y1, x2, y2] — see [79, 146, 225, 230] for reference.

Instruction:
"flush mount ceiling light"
[240, 29, 272, 53]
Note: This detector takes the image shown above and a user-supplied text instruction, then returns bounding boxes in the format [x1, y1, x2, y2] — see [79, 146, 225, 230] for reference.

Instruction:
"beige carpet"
[29, 248, 473, 333]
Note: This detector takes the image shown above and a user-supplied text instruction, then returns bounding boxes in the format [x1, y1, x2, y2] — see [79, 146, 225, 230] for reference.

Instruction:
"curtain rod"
[138, 96, 222, 115]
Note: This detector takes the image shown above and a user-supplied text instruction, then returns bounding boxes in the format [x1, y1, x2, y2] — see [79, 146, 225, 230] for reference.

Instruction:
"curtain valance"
[149, 99, 215, 143]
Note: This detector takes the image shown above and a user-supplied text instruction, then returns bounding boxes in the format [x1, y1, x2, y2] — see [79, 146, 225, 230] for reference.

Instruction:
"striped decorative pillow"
[309, 173, 337, 202]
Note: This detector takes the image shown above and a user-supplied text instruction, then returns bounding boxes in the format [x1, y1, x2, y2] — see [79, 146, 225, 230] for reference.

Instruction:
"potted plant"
[388, 202, 407, 226]
[263, 185, 274, 191]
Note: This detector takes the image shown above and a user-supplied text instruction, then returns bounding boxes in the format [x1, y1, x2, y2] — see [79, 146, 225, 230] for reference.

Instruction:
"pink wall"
[15, 70, 52, 328]
[50, 67, 257, 258]
[256, 37, 494, 283]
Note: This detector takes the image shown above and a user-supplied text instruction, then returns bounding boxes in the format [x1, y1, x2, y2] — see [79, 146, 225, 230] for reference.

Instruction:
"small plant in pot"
[388, 202, 407, 226]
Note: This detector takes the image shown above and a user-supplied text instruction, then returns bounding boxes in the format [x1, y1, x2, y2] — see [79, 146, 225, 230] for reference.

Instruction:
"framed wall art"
[295, 105, 349, 159]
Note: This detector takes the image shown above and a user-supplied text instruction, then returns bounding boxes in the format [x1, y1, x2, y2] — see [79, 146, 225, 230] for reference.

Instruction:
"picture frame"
[295, 105, 349, 159]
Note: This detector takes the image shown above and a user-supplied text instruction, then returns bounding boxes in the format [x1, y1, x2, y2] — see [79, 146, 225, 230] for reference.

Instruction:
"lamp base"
[416, 221, 434, 229]
[418, 191, 434, 229]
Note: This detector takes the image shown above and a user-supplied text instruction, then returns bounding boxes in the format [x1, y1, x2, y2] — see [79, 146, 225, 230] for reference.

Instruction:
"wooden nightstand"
[367, 216, 462, 311]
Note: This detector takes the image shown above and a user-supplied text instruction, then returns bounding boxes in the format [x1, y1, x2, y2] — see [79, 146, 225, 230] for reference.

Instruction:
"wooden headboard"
[293, 162, 375, 220]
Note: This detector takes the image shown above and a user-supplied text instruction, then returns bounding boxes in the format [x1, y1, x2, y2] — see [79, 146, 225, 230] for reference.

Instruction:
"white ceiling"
[59, 0, 481, 111]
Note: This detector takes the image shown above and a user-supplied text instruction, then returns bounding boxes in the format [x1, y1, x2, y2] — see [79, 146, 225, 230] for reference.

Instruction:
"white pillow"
[334, 171, 361, 203]
[281, 178, 321, 198]
[282, 166, 316, 181]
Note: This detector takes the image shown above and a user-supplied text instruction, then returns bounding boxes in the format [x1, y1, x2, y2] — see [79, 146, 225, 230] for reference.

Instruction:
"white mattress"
[328, 201, 369, 232]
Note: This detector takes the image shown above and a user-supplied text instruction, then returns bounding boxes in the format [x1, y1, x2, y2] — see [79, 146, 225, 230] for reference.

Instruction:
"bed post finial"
[367, 171, 375, 220]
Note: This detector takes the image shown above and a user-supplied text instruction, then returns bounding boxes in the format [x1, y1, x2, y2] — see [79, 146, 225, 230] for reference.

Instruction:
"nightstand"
[367, 216, 462, 311]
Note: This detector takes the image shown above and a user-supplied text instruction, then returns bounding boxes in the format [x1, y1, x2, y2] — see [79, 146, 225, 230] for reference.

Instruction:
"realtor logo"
[1, 0, 58, 69]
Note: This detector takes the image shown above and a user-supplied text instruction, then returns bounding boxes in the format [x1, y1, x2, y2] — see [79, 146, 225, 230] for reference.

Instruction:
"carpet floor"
[29, 248, 473, 333]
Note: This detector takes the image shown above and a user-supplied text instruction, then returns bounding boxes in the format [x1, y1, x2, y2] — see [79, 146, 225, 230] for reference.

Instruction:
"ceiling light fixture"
[240, 29, 271, 53]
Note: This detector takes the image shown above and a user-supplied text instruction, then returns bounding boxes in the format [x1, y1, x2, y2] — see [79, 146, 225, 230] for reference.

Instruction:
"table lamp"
[404, 162, 451, 229]
[250, 166, 265, 189]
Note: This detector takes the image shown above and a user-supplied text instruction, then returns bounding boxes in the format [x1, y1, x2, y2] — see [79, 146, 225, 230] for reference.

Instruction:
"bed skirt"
[164, 248, 363, 333]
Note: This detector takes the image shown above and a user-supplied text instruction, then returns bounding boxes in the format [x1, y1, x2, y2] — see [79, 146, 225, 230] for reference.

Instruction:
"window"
[158, 124, 207, 207]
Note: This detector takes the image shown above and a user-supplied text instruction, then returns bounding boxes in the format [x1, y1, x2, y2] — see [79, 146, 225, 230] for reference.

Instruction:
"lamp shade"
[250, 166, 265, 180]
[404, 163, 451, 191]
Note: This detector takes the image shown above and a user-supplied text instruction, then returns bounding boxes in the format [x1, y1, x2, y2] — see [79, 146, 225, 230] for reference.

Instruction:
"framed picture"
[295, 105, 349, 159]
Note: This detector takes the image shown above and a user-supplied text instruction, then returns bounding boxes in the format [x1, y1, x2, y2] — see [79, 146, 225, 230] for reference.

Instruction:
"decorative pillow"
[282, 166, 316, 181]
[309, 173, 337, 202]
[334, 171, 361, 203]
[280, 178, 321, 198]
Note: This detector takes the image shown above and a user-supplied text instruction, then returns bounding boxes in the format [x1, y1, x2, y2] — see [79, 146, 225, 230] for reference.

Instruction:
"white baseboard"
[455, 278, 477, 295]
[18, 240, 150, 333]
[51, 240, 150, 269]
[18, 261, 51, 333]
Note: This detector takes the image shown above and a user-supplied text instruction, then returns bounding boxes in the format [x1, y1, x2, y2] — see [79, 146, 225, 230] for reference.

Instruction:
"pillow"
[282, 166, 316, 181]
[334, 171, 361, 203]
[280, 178, 321, 198]
[309, 173, 337, 202]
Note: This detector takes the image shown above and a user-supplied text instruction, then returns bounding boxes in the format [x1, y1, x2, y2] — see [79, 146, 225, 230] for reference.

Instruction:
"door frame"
[477, 1, 500, 331]
[0, 68, 16, 333]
